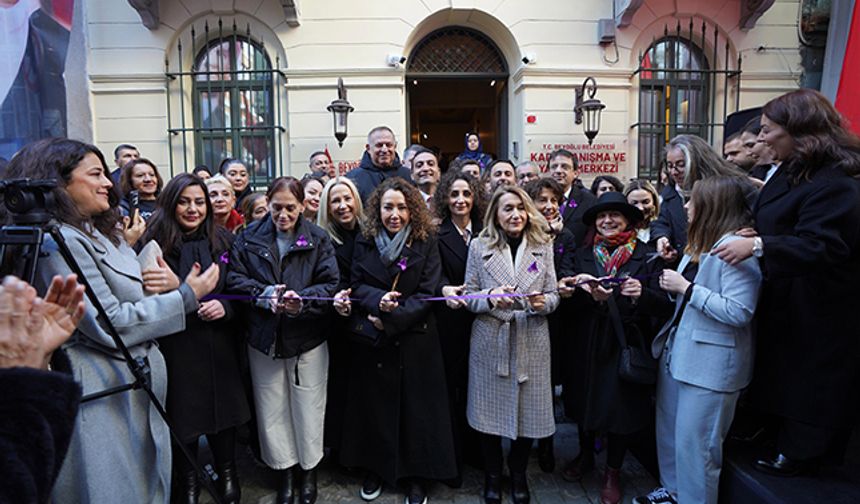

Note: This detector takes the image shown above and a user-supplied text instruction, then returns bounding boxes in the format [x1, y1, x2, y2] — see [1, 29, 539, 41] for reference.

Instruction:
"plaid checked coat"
[463, 235, 560, 440]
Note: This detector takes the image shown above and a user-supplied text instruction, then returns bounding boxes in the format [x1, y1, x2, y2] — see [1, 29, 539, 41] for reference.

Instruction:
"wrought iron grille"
[632, 20, 742, 181]
[165, 20, 286, 188]
[407, 26, 507, 76]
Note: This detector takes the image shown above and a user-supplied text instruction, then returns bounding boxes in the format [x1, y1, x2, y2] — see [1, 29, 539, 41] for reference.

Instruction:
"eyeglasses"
[666, 162, 686, 173]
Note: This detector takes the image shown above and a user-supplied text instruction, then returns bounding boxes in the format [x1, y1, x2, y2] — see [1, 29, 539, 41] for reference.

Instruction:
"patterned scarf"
[593, 230, 637, 276]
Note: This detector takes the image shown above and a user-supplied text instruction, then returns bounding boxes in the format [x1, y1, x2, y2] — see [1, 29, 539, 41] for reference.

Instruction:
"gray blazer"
[652, 234, 762, 393]
[38, 225, 196, 504]
[464, 235, 559, 439]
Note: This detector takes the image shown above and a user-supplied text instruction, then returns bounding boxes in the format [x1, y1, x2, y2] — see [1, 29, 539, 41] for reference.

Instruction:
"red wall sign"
[531, 142, 626, 174]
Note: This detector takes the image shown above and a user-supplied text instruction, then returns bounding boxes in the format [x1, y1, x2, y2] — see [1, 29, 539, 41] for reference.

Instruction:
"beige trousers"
[248, 341, 329, 470]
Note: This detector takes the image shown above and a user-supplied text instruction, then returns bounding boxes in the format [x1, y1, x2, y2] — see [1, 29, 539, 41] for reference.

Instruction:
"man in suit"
[109, 144, 139, 185]
[549, 149, 596, 248]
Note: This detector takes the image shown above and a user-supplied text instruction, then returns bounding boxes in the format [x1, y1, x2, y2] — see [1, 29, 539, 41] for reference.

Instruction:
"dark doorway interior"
[407, 77, 507, 171]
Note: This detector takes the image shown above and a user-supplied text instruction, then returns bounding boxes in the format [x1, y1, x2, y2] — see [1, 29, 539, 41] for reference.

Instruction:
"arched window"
[187, 34, 278, 185]
[636, 36, 710, 180]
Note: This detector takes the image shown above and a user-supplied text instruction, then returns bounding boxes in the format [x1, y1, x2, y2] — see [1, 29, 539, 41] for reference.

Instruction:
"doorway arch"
[406, 26, 509, 169]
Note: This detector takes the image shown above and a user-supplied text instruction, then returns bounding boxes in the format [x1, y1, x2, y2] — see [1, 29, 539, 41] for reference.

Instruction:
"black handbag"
[607, 296, 657, 385]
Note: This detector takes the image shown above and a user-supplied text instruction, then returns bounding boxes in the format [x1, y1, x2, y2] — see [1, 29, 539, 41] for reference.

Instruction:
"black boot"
[510, 472, 530, 504]
[179, 470, 199, 504]
[537, 436, 555, 473]
[218, 462, 241, 504]
[300, 467, 318, 504]
[276, 467, 296, 504]
[483, 472, 502, 504]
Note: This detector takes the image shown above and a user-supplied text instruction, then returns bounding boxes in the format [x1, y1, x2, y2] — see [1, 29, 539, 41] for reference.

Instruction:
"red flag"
[836, 2, 860, 135]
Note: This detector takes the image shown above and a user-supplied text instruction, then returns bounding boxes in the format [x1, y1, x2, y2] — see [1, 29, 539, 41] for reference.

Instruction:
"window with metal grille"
[632, 21, 741, 181]
[166, 21, 286, 187]
[408, 26, 507, 76]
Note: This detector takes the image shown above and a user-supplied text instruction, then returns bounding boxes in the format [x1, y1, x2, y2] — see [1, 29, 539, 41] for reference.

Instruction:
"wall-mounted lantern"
[574, 76, 606, 145]
[327, 77, 354, 147]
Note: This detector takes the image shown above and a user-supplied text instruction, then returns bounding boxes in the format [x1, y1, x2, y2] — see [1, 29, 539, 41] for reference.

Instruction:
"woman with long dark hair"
[341, 177, 456, 504]
[228, 176, 338, 504]
[714, 89, 860, 476]
[3, 138, 219, 504]
[138, 174, 250, 504]
[432, 169, 486, 485]
[463, 185, 559, 504]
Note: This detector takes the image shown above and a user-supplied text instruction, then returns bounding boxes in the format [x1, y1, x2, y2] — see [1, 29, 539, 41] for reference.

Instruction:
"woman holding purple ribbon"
[138, 173, 250, 504]
[341, 177, 456, 504]
[463, 185, 559, 504]
[316, 176, 364, 459]
[558, 192, 668, 504]
[227, 176, 339, 504]
[433, 169, 487, 485]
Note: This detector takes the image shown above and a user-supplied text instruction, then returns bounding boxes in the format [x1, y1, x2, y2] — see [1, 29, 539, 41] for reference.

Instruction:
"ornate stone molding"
[740, 0, 776, 31]
[128, 0, 158, 30]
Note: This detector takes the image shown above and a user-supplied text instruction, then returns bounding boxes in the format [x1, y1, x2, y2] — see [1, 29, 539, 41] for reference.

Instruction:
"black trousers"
[479, 433, 533, 474]
[778, 418, 851, 462]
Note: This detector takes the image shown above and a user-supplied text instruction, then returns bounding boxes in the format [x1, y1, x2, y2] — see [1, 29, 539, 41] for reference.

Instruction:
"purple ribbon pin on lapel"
[556, 244, 564, 255]
[295, 235, 309, 247]
[397, 257, 408, 271]
[219, 251, 229, 264]
[527, 260, 539, 273]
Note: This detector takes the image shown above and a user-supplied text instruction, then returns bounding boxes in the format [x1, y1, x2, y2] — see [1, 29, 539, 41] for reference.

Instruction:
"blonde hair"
[318, 177, 364, 245]
[623, 179, 661, 225]
[480, 185, 551, 250]
[205, 174, 235, 197]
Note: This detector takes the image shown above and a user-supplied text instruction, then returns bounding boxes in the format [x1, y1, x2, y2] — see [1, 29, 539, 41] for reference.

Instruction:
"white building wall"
[78, 0, 801, 182]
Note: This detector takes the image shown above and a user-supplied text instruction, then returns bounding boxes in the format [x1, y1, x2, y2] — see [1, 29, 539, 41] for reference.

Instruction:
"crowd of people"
[1, 88, 859, 504]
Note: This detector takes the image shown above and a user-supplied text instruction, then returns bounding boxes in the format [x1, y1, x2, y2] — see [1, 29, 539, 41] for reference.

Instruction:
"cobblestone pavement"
[198, 422, 656, 504]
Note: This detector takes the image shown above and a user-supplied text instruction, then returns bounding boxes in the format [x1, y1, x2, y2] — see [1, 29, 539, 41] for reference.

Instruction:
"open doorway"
[406, 26, 509, 172]
[408, 78, 506, 171]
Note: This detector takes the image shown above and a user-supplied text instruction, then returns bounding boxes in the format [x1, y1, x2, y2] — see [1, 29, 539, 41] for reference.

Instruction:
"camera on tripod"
[0, 178, 56, 225]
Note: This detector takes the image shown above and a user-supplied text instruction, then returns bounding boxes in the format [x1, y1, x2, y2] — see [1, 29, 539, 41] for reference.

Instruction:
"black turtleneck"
[506, 233, 523, 266]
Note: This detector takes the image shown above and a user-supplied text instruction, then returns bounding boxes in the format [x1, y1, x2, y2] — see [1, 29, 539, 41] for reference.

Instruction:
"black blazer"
[650, 184, 687, 253]
[553, 229, 577, 279]
[436, 217, 482, 288]
[561, 185, 597, 250]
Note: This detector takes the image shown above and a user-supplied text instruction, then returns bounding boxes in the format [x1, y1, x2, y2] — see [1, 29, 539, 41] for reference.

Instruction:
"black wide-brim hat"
[583, 191, 644, 227]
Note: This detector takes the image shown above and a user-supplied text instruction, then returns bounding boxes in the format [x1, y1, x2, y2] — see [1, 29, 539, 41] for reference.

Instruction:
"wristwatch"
[752, 237, 764, 258]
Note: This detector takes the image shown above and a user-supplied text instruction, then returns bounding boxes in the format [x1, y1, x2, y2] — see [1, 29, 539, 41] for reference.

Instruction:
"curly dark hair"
[2, 138, 122, 244]
[433, 169, 486, 224]
[362, 177, 435, 241]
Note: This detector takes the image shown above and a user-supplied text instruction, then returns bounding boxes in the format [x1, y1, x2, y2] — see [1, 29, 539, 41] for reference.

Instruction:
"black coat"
[345, 151, 412, 203]
[324, 225, 359, 452]
[561, 185, 597, 249]
[340, 233, 457, 484]
[750, 163, 860, 429]
[563, 241, 670, 434]
[550, 228, 577, 386]
[158, 229, 250, 442]
[227, 217, 339, 357]
[650, 185, 687, 254]
[0, 352, 79, 504]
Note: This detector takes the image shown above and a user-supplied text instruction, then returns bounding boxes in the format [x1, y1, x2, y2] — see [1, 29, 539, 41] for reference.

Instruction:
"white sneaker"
[632, 487, 677, 504]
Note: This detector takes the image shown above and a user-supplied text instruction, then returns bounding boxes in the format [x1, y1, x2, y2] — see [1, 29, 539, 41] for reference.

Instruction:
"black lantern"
[574, 76, 606, 145]
[327, 77, 354, 147]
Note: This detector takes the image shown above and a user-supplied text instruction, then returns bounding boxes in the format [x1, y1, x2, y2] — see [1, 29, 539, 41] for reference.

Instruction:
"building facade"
[62, 0, 804, 185]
